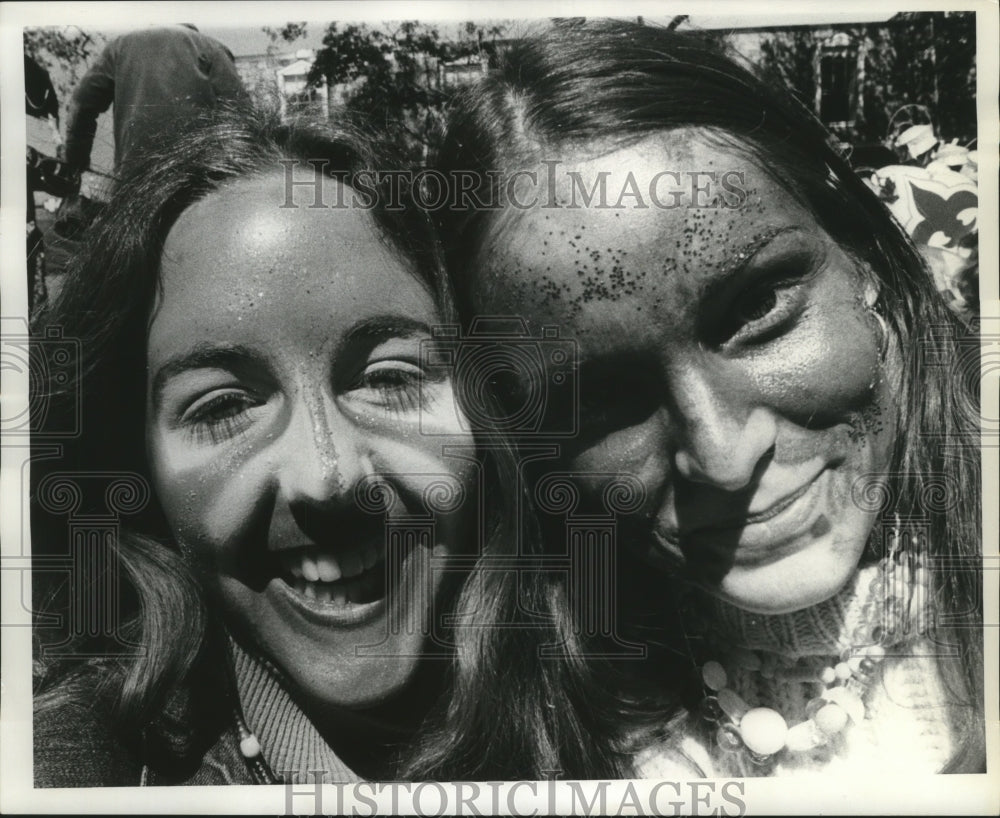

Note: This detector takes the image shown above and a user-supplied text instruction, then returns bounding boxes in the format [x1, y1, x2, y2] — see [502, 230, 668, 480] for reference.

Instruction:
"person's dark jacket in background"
[33, 658, 255, 787]
[63, 25, 248, 172]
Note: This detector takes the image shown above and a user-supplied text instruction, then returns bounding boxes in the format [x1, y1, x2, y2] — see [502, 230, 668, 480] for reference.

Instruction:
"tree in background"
[263, 22, 308, 45]
[757, 30, 818, 116]
[750, 12, 976, 147]
[863, 12, 976, 146]
[304, 20, 508, 162]
[23, 27, 100, 104]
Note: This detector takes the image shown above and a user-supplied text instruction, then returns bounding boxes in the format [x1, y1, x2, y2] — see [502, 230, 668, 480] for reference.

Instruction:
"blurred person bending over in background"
[62, 23, 247, 176]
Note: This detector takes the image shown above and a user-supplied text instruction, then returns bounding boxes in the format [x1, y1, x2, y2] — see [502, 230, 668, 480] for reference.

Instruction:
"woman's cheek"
[753, 304, 881, 424]
[149, 433, 263, 562]
[389, 382, 476, 449]
[365, 388, 477, 498]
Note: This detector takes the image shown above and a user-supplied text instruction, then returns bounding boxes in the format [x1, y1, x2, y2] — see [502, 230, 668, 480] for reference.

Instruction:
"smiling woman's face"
[146, 171, 474, 709]
[473, 131, 898, 614]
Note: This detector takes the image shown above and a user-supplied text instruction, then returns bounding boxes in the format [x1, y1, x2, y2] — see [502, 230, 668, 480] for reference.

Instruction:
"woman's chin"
[706, 538, 865, 616]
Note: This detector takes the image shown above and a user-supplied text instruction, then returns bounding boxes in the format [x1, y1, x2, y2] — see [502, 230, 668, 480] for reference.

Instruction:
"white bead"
[865, 644, 886, 662]
[702, 660, 728, 691]
[814, 703, 849, 735]
[819, 666, 837, 685]
[786, 720, 824, 752]
[739, 707, 788, 756]
[239, 735, 261, 758]
[835, 662, 853, 680]
[823, 686, 865, 725]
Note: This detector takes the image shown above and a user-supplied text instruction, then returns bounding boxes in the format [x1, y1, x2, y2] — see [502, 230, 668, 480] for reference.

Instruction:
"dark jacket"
[33, 661, 256, 787]
[63, 25, 247, 172]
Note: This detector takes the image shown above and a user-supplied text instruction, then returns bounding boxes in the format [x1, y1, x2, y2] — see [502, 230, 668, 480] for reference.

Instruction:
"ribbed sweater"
[636, 563, 974, 778]
[232, 641, 362, 784]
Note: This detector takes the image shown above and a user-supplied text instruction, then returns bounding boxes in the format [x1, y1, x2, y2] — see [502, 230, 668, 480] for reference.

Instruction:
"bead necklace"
[698, 644, 889, 763]
[222, 632, 281, 784]
[234, 704, 281, 784]
[694, 522, 930, 768]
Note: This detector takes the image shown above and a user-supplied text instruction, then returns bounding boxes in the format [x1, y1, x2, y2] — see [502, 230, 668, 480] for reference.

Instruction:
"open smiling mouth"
[275, 542, 388, 607]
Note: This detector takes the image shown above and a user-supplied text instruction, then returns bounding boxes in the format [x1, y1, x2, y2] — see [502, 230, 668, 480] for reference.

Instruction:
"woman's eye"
[719, 272, 806, 343]
[181, 390, 259, 444]
[351, 361, 431, 414]
[733, 281, 780, 324]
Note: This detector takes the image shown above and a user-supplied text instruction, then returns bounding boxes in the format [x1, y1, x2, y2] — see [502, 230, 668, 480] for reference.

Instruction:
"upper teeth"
[281, 541, 381, 582]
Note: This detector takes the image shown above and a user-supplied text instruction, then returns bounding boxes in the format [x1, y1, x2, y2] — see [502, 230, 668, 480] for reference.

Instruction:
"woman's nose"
[668, 365, 777, 492]
[277, 390, 366, 508]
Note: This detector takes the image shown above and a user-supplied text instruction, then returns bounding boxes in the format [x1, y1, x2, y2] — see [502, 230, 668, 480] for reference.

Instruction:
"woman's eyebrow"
[700, 225, 808, 299]
[151, 343, 262, 402]
[728, 225, 802, 273]
[344, 314, 433, 345]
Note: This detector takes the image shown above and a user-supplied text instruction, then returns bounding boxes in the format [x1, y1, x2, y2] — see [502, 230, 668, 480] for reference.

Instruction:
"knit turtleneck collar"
[230, 639, 362, 785]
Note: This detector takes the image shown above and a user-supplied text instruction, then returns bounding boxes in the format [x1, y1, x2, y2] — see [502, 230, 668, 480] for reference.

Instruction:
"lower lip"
[269, 572, 389, 628]
[727, 471, 829, 565]
[665, 471, 830, 569]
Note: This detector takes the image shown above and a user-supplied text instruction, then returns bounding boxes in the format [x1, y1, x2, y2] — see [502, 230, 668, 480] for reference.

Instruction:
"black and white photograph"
[2, 1, 997, 814]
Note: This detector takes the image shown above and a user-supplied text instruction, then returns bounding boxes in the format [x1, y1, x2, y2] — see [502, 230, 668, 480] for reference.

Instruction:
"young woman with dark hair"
[407, 19, 984, 779]
[30, 103, 523, 786]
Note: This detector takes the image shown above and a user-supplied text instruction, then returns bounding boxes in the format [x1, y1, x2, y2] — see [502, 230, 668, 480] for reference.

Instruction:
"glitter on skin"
[470, 129, 900, 615]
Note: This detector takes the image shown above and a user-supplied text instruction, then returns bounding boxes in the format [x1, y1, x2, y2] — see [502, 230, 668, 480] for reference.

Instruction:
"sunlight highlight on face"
[146, 172, 475, 708]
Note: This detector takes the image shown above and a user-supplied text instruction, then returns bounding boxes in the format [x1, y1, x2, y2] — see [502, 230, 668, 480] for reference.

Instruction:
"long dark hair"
[30, 103, 458, 742]
[409, 19, 983, 778]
